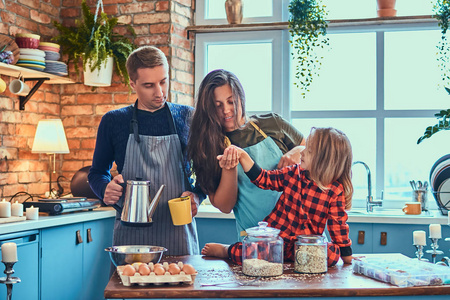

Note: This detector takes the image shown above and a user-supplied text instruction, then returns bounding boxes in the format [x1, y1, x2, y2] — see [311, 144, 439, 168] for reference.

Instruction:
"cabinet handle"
[87, 228, 93, 243]
[380, 232, 387, 245]
[76, 230, 83, 244]
[358, 231, 365, 244]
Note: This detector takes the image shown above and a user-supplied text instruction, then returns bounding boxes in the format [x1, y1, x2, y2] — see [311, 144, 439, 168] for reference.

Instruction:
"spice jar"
[295, 235, 327, 274]
[242, 221, 283, 277]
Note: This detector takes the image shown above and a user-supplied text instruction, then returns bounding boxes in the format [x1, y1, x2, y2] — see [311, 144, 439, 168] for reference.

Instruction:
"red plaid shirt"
[229, 163, 352, 267]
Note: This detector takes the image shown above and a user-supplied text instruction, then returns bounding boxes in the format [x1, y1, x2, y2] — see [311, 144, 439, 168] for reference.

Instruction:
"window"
[194, 1, 447, 209]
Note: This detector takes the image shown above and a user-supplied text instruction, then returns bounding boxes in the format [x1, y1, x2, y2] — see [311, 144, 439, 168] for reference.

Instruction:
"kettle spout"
[147, 184, 165, 221]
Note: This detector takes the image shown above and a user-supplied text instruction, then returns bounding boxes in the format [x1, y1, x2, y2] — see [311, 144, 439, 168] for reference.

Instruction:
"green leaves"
[288, 0, 329, 98]
[417, 108, 450, 144]
[52, 0, 135, 86]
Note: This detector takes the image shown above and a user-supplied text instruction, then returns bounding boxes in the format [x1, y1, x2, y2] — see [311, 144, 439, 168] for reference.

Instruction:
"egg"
[153, 265, 166, 275]
[132, 262, 142, 271]
[182, 264, 196, 275]
[122, 264, 136, 276]
[168, 263, 181, 275]
[138, 263, 151, 275]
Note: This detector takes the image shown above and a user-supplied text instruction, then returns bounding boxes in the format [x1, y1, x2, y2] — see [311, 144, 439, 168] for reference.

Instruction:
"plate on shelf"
[0, 35, 20, 65]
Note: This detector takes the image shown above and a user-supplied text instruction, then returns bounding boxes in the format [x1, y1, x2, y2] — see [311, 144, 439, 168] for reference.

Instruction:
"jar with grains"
[242, 221, 283, 277]
[295, 235, 327, 274]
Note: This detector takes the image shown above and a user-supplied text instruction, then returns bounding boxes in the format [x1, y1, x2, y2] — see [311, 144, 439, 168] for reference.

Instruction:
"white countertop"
[0, 207, 116, 235]
[196, 205, 450, 225]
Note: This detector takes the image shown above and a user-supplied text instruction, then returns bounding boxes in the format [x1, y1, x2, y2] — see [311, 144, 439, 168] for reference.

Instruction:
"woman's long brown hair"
[307, 127, 354, 210]
[187, 69, 246, 195]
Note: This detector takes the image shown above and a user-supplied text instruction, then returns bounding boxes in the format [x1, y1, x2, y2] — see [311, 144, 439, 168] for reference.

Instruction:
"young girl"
[202, 127, 353, 266]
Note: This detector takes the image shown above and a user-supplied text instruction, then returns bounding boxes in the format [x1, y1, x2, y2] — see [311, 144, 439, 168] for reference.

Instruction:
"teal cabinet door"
[0, 230, 39, 300]
[40, 223, 83, 300]
[81, 218, 114, 300]
[348, 223, 373, 254]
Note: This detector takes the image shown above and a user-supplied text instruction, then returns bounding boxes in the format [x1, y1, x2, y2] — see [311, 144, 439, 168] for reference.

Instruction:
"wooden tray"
[0, 35, 20, 65]
[0, 216, 26, 224]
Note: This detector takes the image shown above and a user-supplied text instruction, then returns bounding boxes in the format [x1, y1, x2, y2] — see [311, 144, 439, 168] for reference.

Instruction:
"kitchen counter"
[0, 207, 116, 235]
[104, 254, 450, 299]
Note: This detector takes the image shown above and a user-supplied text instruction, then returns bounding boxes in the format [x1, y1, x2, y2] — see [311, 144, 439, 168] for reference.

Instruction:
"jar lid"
[245, 221, 280, 237]
[296, 234, 326, 244]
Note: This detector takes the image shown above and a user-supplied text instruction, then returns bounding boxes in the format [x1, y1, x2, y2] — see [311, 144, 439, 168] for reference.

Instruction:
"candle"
[26, 206, 39, 220]
[0, 198, 11, 218]
[1, 242, 17, 262]
[413, 230, 426, 246]
[11, 201, 23, 217]
[429, 224, 442, 239]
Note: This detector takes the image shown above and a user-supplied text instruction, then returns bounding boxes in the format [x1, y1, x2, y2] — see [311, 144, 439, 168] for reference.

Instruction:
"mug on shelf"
[402, 202, 421, 215]
[9, 77, 30, 96]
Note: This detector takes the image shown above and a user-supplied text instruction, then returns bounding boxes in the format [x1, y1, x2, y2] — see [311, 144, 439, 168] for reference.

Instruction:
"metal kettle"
[113, 180, 165, 226]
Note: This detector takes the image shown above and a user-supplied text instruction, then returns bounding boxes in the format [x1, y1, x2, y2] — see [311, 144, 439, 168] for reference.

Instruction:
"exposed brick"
[77, 93, 113, 104]
[150, 23, 170, 34]
[156, 1, 169, 11]
[120, 2, 155, 14]
[16, 16, 39, 32]
[30, 10, 52, 24]
[61, 105, 94, 116]
[134, 12, 170, 24]
[8, 3, 30, 19]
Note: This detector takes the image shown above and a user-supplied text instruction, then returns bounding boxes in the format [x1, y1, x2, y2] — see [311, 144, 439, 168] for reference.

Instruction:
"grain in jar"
[294, 235, 327, 274]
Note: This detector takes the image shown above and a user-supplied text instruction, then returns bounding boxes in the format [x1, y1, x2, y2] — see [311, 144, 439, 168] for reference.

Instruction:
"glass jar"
[294, 235, 327, 274]
[242, 221, 284, 277]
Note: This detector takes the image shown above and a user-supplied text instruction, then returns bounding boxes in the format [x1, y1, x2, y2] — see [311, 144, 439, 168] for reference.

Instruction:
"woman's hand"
[217, 145, 241, 170]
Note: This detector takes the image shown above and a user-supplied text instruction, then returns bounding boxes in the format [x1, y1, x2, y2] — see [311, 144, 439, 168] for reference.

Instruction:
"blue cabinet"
[40, 218, 114, 300]
[0, 230, 39, 300]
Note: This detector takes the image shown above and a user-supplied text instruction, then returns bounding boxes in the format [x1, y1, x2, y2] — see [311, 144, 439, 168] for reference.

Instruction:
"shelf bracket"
[19, 77, 50, 110]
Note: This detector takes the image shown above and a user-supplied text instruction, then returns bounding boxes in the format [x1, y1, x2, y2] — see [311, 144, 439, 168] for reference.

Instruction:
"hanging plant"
[417, 0, 450, 143]
[52, 0, 136, 86]
[288, 0, 329, 98]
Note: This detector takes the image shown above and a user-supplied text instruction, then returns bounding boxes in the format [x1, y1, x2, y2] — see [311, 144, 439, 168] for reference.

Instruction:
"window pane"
[385, 30, 450, 110]
[325, 0, 433, 19]
[291, 118, 376, 203]
[384, 118, 449, 201]
[206, 0, 273, 19]
[290, 32, 376, 111]
[207, 43, 272, 111]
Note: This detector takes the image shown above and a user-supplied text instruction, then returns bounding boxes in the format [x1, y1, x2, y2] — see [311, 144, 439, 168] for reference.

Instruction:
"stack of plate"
[429, 154, 450, 215]
[44, 60, 68, 76]
[17, 48, 46, 71]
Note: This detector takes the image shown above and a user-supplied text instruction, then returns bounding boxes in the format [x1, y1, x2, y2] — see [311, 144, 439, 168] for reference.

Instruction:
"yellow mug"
[168, 196, 192, 226]
[0, 78, 6, 93]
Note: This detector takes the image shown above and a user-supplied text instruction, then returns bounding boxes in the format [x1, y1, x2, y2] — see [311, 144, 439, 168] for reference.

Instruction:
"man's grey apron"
[233, 121, 283, 241]
[113, 102, 199, 255]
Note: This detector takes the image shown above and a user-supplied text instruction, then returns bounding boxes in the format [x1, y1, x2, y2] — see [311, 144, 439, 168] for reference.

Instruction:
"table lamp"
[31, 119, 69, 198]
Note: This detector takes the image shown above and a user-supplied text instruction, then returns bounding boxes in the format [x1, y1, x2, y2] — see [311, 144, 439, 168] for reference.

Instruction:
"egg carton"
[117, 262, 197, 287]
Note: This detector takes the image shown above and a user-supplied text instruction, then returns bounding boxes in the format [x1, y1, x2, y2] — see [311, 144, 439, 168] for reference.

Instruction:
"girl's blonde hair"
[306, 127, 353, 210]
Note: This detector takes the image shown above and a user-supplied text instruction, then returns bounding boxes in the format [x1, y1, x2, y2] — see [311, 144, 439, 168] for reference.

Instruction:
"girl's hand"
[217, 145, 241, 170]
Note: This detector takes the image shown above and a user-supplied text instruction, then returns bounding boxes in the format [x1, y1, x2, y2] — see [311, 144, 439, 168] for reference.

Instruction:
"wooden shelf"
[0, 62, 74, 110]
[186, 15, 437, 36]
[0, 62, 73, 84]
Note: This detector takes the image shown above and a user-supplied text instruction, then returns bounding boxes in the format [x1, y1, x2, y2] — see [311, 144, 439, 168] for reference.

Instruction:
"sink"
[347, 208, 433, 217]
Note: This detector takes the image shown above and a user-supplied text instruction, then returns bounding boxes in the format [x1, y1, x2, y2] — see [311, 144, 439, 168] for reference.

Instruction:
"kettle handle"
[112, 204, 122, 214]
[110, 181, 127, 214]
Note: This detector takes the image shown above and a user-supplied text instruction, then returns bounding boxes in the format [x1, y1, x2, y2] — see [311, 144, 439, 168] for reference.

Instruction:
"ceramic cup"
[402, 202, 421, 215]
[168, 196, 192, 226]
[9, 78, 30, 96]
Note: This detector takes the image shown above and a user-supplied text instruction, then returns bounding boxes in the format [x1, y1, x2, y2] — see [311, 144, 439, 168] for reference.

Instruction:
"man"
[88, 46, 203, 255]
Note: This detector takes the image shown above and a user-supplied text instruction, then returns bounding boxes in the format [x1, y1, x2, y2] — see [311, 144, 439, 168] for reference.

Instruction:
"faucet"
[352, 161, 382, 213]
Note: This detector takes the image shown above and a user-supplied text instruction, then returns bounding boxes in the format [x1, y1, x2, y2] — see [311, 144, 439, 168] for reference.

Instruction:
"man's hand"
[181, 191, 199, 217]
[277, 145, 304, 169]
[103, 174, 125, 206]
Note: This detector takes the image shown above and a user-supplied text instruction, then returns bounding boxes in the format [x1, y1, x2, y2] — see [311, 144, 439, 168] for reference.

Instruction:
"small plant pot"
[377, 0, 396, 9]
[83, 56, 114, 87]
[378, 8, 397, 17]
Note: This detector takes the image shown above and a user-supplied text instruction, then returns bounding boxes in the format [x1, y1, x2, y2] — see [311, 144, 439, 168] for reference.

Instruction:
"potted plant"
[288, 0, 329, 99]
[417, 0, 450, 143]
[52, 0, 135, 87]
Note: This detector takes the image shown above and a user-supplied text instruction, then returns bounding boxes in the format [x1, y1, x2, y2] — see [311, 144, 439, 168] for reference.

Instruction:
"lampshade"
[32, 119, 69, 154]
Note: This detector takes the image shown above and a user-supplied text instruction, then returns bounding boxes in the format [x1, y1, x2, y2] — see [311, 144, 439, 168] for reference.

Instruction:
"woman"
[188, 69, 305, 240]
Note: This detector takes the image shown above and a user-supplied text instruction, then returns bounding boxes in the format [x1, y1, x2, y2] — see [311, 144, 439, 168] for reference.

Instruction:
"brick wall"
[0, 0, 195, 201]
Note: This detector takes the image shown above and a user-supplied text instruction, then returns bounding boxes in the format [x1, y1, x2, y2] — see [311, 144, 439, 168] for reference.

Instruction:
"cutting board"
[0, 216, 26, 224]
